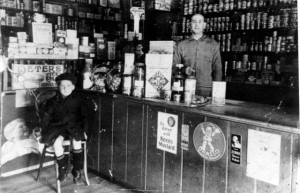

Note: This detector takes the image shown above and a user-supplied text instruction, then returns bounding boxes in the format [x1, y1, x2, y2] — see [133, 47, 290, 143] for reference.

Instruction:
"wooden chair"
[34, 89, 94, 193]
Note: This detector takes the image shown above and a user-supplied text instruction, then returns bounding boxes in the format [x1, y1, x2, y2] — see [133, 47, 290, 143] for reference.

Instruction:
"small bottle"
[172, 64, 184, 102]
[82, 62, 93, 89]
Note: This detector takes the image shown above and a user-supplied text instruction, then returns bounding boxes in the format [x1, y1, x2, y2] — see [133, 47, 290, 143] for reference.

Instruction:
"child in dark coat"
[40, 73, 88, 184]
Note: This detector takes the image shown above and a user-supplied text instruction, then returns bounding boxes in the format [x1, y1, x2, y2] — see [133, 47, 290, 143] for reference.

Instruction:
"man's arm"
[212, 44, 223, 81]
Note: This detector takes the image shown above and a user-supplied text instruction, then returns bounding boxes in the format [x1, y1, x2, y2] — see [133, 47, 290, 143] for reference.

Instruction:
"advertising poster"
[181, 124, 189, 150]
[12, 64, 64, 90]
[157, 112, 178, 154]
[231, 134, 242, 164]
[145, 54, 173, 98]
[193, 122, 226, 161]
[0, 92, 53, 177]
[246, 129, 281, 185]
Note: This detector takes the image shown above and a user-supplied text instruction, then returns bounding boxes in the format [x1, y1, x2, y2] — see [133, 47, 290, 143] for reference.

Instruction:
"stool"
[36, 139, 90, 193]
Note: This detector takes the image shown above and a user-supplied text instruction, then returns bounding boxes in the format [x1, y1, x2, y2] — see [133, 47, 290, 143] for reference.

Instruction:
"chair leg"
[83, 142, 90, 186]
[36, 146, 47, 181]
[54, 159, 61, 193]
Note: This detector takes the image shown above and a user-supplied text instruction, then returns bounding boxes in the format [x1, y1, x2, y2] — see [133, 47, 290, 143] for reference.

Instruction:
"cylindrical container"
[132, 63, 145, 98]
[82, 36, 89, 46]
[164, 89, 172, 101]
[174, 94, 181, 103]
[122, 74, 132, 95]
[184, 75, 196, 103]
[184, 91, 193, 104]
[67, 8, 74, 16]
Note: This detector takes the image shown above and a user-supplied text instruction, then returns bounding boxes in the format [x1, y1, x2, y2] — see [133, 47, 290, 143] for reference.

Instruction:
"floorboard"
[0, 166, 138, 193]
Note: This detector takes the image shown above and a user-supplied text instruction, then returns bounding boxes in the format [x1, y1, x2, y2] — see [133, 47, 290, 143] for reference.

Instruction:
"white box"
[9, 36, 18, 43]
[145, 54, 173, 98]
[149, 41, 175, 54]
[212, 81, 226, 106]
[66, 29, 77, 38]
[31, 22, 53, 48]
[65, 37, 79, 45]
[124, 53, 135, 75]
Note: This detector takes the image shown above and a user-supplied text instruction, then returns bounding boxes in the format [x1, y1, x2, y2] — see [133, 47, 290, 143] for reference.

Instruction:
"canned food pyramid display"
[193, 122, 226, 161]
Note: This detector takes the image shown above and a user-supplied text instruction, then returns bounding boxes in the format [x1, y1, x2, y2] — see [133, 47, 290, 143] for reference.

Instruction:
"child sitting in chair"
[40, 73, 88, 184]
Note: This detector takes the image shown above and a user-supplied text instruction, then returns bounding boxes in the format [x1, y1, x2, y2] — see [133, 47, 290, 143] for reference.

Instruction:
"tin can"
[174, 94, 181, 103]
[184, 91, 193, 104]
[164, 90, 172, 101]
[122, 75, 132, 95]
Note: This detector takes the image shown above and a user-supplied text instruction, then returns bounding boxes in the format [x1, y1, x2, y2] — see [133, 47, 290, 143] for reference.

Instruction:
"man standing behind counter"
[173, 13, 222, 97]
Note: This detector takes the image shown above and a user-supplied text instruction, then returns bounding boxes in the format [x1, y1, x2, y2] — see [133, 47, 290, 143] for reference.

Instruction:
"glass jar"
[132, 62, 145, 98]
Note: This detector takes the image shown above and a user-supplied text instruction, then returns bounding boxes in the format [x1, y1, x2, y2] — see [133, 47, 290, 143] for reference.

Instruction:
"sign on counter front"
[193, 122, 226, 161]
[246, 129, 281, 186]
[12, 64, 64, 89]
[157, 112, 178, 154]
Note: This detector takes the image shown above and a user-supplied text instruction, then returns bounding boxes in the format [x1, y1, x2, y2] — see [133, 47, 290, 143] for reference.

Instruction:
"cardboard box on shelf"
[31, 22, 53, 48]
[149, 41, 175, 54]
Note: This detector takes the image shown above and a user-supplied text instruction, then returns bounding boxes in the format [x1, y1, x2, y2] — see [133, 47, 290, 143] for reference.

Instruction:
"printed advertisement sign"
[193, 122, 226, 161]
[231, 134, 242, 164]
[247, 130, 281, 185]
[157, 112, 178, 154]
[181, 124, 189, 150]
[12, 64, 64, 90]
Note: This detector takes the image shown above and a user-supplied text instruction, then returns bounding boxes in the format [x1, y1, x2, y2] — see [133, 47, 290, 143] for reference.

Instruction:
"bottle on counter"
[172, 64, 184, 102]
[184, 68, 196, 104]
[122, 73, 132, 95]
[82, 61, 93, 89]
[132, 62, 145, 98]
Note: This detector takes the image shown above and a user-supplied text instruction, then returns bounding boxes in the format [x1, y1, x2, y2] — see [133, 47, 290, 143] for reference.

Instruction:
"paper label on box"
[212, 81, 226, 106]
[145, 54, 173, 98]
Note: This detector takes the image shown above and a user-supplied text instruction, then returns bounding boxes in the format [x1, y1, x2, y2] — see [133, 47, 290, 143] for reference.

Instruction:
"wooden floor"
[0, 167, 138, 193]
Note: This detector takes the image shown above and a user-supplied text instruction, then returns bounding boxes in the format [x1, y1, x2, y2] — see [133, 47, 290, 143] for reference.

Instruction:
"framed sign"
[157, 112, 178, 154]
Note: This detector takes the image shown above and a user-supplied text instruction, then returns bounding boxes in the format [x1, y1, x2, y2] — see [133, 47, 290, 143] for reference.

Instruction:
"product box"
[146, 0, 171, 11]
[31, 22, 53, 48]
[45, 3, 63, 15]
[66, 44, 78, 59]
[9, 37, 18, 43]
[212, 81, 226, 106]
[66, 29, 77, 38]
[145, 54, 173, 98]
[107, 41, 116, 60]
[65, 37, 79, 45]
[96, 38, 107, 59]
[124, 53, 135, 75]
[108, 0, 120, 8]
[149, 41, 175, 54]
[17, 32, 27, 42]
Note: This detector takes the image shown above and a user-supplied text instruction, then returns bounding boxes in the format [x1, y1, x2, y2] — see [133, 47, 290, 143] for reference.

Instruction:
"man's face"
[58, 80, 75, 98]
[191, 14, 206, 35]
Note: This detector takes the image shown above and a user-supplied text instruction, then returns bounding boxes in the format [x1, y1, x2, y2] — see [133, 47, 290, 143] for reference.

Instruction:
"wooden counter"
[81, 91, 299, 193]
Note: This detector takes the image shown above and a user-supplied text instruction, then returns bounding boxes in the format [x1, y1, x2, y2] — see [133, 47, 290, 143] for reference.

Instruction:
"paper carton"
[145, 54, 173, 98]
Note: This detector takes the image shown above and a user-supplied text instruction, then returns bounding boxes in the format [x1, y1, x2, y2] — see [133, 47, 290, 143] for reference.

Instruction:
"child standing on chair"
[40, 73, 88, 184]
